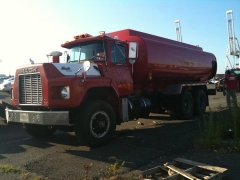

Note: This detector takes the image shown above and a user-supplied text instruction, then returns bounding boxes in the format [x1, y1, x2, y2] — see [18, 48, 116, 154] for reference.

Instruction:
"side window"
[110, 44, 126, 64]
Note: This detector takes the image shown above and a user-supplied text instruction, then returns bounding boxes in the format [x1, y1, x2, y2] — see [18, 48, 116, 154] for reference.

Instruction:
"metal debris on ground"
[142, 158, 228, 180]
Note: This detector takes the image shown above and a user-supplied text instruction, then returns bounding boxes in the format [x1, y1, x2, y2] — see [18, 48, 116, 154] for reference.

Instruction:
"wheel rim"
[90, 111, 110, 138]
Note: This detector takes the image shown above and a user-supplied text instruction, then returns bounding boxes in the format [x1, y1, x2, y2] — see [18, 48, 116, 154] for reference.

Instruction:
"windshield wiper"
[78, 47, 82, 61]
[70, 60, 79, 62]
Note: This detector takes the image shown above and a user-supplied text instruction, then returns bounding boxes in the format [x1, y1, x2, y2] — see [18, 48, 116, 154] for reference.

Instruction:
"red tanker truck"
[5, 29, 217, 147]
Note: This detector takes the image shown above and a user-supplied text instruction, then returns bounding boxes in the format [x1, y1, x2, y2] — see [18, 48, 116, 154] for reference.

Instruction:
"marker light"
[74, 33, 91, 40]
[149, 73, 152, 80]
[99, 31, 105, 37]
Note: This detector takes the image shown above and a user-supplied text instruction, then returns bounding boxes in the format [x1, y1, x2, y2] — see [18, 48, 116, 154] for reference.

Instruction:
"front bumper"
[5, 108, 70, 125]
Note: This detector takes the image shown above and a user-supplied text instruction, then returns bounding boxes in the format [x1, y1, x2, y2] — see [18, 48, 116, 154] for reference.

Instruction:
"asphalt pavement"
[0, 91, 240, 179]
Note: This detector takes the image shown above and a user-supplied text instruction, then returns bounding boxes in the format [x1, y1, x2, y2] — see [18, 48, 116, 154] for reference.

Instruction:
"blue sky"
[0, 0, 239, 75]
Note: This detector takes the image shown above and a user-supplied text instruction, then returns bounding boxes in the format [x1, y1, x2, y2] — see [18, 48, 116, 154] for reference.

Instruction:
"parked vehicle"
[216, 78, 224, 92]
[0, 77, 14, 92]
[0, 74, 7, 84]
[0, 78, 4, 84]
[208, 78, 218, 84]
[230, 69, 240, 91]
[0, 74, 7, 79]
[216, 69, 240, 92]
[3, 29, 217, 147]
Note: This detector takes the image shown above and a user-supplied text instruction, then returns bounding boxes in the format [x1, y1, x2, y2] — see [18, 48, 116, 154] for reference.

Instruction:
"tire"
[177, 91, 193, 119]
[193, 89, 207, 115]
[23, 124, 57, 138]
[74, 100, 116, 147]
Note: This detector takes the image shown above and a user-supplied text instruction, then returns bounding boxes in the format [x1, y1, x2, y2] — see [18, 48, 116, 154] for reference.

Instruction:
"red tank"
[108, 29, 217, 84]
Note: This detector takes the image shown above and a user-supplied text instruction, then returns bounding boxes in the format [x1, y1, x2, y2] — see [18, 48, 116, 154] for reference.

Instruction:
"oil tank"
[108, 29, 217, 84]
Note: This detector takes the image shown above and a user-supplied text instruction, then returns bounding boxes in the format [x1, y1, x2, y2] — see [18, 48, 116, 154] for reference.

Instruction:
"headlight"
[60, 86, 70, 99]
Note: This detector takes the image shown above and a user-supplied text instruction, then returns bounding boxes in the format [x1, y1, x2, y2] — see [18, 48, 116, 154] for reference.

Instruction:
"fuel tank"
[108, 29, 217, 84]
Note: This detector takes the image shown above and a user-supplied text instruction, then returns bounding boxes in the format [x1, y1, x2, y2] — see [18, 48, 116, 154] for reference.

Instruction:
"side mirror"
[128, 42, 137, 58]
[83, 61, 90, 72]
[64, 51, 70, 63]
[75, 60, 91, 77]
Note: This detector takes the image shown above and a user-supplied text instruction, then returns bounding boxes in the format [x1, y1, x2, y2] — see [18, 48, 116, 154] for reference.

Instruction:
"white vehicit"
[0, 77, 14, 92]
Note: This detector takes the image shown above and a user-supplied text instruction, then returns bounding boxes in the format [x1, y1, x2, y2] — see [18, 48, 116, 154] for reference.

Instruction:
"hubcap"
[90, 111, 110, 138]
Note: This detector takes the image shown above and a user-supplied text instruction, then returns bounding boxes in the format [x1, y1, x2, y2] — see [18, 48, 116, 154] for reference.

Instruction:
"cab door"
[108, 43, 133, 96]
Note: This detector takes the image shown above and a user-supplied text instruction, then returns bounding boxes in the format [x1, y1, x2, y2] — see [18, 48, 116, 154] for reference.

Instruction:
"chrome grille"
[19, 73, 43, 104]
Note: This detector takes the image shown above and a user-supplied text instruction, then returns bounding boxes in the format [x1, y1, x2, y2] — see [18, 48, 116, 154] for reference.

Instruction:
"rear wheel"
[193, 89, 207, 115]
[177, 91, 194, 119]
[23, 124, 57, 138]
[74, 100, 116, 147]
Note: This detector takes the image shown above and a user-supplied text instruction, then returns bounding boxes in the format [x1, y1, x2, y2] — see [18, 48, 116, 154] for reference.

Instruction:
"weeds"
[82, 163, 93, 180]
[0, 164, 24, 174]
[199, 104, 240, 151]
[107, 161, 125, 176]
[0, 163, 47, 180]
[81, 161, 143, 180]
[200, 109, 221, 148]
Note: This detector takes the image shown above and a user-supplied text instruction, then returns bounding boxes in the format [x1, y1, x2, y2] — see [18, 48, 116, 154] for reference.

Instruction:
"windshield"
[68, 41, 107, 63]
[232, 69, 240, 75]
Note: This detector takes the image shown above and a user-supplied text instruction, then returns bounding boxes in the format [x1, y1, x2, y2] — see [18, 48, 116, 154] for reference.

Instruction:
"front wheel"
[23, 124, 57, 138]
[74, 100, 116, 147]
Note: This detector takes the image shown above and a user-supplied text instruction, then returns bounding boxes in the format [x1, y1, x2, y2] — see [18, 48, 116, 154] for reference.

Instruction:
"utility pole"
[175, 20, 182, 42]
[226, 10, 240, 70]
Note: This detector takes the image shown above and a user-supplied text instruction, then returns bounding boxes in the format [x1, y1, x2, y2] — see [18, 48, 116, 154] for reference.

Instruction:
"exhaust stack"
[50, 51, 62, 63]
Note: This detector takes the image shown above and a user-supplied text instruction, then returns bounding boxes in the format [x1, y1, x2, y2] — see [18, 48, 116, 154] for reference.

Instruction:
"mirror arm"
[129, 58, 136, 74]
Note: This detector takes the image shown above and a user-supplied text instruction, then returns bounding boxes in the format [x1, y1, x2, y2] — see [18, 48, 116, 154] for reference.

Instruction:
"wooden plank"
[162, 166, 214, 180]
[205, 172, 223, 180]
[167, 165, 201, 180]
[162, 167, 195, 180]
[162, 173, 181, 180]
[194, 172, 211, 179]
[142, 158, 227, 180]
[142, 166, 167, 177]
[175, 158, 227, 174]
